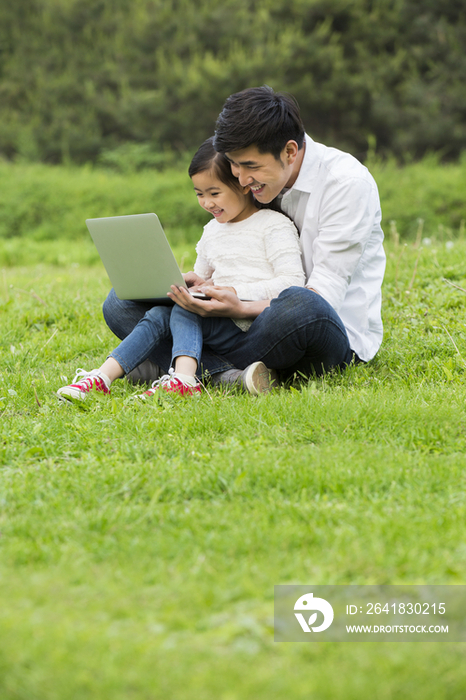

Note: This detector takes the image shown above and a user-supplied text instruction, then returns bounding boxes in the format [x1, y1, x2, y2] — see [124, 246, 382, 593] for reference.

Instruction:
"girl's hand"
[182, 271, 211, 288]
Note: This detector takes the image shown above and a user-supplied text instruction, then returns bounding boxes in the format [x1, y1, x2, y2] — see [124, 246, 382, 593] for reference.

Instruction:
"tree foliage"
[0, 0, 465, 164]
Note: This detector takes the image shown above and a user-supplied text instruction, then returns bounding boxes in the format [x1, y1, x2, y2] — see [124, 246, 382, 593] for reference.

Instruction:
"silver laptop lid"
[86, 213, 187, 302]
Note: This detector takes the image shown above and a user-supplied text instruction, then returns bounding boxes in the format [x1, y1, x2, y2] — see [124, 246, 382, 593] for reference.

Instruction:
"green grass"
[1, 230, 466, 698]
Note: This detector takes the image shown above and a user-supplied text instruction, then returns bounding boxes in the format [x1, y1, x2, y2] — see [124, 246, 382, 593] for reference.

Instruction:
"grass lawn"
[1, 233, 466, 699]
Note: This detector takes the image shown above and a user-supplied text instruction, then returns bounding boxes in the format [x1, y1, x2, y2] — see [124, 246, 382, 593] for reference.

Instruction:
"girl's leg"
[57, 304, 174, 401]
[139, 309, 244, 397]
[169, 305, 203, 384]
[139, 311, 244, 398]
[102, 289, 236, 379]
[102, 290, 173, 372]
[107, 304, 173, 376]
[169, 313, 245, 388]
[96, 357, 125, 382]
[169, 308, 244, 378]
[169, 311, 246, 378]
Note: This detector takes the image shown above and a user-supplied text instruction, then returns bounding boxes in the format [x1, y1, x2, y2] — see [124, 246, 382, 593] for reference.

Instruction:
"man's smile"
[250, 184, 265, 195]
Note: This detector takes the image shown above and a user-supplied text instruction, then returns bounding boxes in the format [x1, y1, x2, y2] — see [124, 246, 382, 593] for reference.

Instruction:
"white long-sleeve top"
[194, 208, 305, 309]
[279, 134, 386, 361]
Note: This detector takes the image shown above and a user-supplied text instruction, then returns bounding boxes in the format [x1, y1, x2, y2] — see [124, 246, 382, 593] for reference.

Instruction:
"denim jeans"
[170, 305, 246, 368]
[103, 286, 355, 379]
[222, 286, 356, 378]
[104, 291, 242, 376]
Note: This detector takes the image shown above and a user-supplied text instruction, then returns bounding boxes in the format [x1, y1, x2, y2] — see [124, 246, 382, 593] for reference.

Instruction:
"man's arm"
[303, 176, 381, 313]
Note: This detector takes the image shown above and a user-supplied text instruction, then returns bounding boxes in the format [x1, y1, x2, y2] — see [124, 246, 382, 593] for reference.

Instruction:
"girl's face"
[191, 169, 258, 224]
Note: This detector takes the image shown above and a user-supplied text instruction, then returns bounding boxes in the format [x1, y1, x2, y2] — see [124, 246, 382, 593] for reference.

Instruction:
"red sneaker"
[138, 369, 201, 398]
[57, 369, 111, 401]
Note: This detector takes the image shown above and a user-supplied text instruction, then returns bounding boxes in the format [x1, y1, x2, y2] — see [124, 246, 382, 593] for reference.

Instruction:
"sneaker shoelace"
[144, 368, 178, 397]
[70, 369, 109, 393]
[143, 368, 199, 397]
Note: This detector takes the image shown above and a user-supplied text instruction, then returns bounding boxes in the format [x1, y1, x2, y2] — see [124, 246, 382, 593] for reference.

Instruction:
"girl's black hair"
[188, 136, 244, 193]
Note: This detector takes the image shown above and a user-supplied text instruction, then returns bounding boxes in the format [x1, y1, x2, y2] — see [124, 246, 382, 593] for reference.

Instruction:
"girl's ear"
[241, 185, 251, 195]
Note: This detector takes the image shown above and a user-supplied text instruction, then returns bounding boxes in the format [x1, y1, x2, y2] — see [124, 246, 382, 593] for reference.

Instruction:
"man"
[104, 86, 385, 391]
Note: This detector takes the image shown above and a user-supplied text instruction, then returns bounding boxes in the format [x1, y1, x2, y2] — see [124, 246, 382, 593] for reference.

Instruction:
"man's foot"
[138, 369, 201, 398]
[125, 359, 161, 386]
[57, 369, 111, 401]
[212, 361, 277, 395]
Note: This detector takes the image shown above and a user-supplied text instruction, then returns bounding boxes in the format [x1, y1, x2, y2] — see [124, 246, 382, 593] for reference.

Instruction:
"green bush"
[371, 152, 466, 239]
[1, 0, 465, 163]
[0, 157, 465, 264]
[0, 161, 210, 248]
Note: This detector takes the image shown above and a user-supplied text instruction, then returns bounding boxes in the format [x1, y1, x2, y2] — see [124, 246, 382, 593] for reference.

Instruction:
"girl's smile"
[192, 169, 258, 224]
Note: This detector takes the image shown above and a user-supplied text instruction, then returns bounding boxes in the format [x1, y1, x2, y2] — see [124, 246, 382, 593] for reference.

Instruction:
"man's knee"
[102, 289, 139, 339]
[277, 286, 311, 302]
[102, 289, 118, 327]
[268, 286, 330, 323]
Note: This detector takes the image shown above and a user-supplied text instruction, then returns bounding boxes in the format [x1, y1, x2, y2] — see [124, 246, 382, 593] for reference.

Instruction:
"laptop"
[86, 213, 207, 304]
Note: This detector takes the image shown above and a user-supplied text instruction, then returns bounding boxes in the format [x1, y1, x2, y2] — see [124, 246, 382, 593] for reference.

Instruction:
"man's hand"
[168, 285, 271, 319]
[168, 285, 245, 318]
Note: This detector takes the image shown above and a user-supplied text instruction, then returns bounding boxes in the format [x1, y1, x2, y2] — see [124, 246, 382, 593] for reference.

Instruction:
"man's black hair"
[188, 136, 243, 192]
[213, 86, 305, 160]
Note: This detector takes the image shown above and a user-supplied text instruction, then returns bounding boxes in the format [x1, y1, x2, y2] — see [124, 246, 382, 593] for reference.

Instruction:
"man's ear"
[284, 140, 299, 165]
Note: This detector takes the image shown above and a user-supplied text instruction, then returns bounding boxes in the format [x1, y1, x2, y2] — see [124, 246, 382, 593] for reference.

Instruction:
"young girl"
[57, 138, 305, 401]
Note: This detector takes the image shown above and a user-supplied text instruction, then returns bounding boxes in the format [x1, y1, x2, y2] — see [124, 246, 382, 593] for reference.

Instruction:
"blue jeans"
[223, 287, 357, 377]
[102, 287, 356, 379]
[105, 292, 243, 376]
[170, 306, 246, 368]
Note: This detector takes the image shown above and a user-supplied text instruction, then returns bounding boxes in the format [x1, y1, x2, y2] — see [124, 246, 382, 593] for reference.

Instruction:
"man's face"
[225, 143, 298, 203]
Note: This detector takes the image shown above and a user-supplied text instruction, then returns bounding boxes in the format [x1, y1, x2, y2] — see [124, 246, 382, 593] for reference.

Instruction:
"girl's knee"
[145, 305, 171, 321]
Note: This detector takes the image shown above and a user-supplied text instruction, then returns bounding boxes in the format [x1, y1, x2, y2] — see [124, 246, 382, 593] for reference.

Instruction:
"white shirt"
[194, 208, 305, 330]
[194, 208, 304, 301]
[279, 134, 386, 361]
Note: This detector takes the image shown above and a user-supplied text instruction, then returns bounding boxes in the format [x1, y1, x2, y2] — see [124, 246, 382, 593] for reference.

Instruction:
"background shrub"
[0, 156, 464, 255]
[1, 0, 465, 164]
